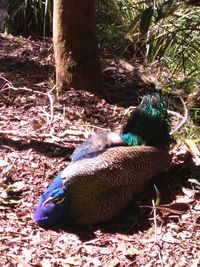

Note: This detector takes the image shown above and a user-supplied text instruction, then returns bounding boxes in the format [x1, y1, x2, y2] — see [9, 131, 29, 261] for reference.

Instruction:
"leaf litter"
[0, 33, 199, 267]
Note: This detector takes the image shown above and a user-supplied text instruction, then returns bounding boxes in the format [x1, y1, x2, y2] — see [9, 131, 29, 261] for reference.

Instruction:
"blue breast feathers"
[33, 173, 69, 227]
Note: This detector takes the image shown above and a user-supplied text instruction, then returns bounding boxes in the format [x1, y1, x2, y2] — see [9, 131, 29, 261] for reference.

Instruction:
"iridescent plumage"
[34, 94, 172, 227]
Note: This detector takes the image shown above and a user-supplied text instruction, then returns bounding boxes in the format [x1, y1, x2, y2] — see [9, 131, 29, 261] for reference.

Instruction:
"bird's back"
[62, 146, 171, 224]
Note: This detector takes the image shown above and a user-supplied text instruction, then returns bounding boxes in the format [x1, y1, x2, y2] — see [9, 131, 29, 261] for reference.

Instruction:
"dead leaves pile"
[0, 33, 199, 267]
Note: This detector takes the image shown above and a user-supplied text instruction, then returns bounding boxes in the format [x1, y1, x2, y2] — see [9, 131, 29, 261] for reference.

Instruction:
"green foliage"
[172, 111, 200, 151]
[96, 0, 147, 55]
[4, 0, 200, 96]
[97, 0, 200, 93]
[184, 119, 200, 140]
[6, 0, 53, 37]
[140, 6, 153, 34]
[150, 3, 200, 82]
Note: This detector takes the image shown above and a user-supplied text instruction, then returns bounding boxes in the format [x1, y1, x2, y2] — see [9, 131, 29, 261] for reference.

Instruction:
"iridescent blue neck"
[121, 133, 144, 146]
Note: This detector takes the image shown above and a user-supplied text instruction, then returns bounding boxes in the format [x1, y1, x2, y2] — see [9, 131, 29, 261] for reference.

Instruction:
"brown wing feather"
[62, 146, 171, 185]
[61, 146, 171, 224]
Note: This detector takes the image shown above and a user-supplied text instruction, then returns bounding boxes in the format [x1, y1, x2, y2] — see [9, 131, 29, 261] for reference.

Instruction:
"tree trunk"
[53, 0, 103, 94]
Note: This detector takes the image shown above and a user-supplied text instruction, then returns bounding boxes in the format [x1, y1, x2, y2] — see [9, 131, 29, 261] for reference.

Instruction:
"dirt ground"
[0, 33, 199, 267]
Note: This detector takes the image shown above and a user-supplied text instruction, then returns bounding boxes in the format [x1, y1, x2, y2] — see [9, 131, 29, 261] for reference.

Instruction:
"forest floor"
[0, 33, 199, 267]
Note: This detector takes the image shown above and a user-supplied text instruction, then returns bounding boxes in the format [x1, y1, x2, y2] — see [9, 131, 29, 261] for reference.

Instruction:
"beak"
[42, 196, 65, 207]
[42, 196, 54, 207]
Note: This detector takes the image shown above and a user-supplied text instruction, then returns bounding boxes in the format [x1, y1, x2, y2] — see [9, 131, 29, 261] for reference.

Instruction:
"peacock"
[34, 94, 172, 227]
[71, 94, 171, 161]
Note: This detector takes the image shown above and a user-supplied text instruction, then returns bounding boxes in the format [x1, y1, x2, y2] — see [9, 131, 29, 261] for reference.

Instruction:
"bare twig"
[0, 129, 87, 140]
[48, 87, 56, 124]
[58, 129, 88, 138]
[39, 90, 55, 125]
[0, 76, 47, 96]
[68, 124, 108, 132]
[38, 108, 52, 124]
[140, 204, 186, 215]
[169, 96, 188, 135]
[152, 200, 164, 267]
[168, 110, 184, 120]
[152, 200, 158, 243]
[4, 85, 47, 96]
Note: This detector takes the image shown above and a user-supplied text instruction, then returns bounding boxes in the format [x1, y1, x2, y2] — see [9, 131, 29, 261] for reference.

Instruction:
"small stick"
[152, 200, 164, 267]
[152, 200, 158, 243]
[170, 96, 188, 135]
[47, 91, 54, 124]
[0, 129, 87, 139]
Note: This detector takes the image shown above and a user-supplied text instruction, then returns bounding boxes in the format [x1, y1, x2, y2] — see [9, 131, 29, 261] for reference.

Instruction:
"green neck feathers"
[121, 95, 171, 150]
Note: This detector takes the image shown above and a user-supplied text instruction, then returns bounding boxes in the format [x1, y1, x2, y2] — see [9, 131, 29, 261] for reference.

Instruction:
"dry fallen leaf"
[105, 258, 120, 267]
[10, 181, 25, 192]
[92, 257, 102, 267]
[0, 33, 199, 267]
[41, 258, 51, 267]
[182, 187, 198, 197]
[12, 256, 31, 267]
[162, 232, 180, 244]
[117, 241, 127, 254]
[175, 195, 195, 204]
[0, 160, 9, 168]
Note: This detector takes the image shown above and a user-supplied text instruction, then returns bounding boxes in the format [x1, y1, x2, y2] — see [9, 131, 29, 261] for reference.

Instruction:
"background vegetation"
[4, 1, 200, 88]
[96, 0, 200, 93]
[2, 0, 200, 138]
[5, 0, 53, 37]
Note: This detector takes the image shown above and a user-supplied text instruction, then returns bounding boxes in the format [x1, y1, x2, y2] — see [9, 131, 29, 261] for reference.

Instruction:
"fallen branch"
[168, 110, 185, 120]
[0, 129, 87, 140]
[0, 76, 47, 96]
[71, 124, 108, 132]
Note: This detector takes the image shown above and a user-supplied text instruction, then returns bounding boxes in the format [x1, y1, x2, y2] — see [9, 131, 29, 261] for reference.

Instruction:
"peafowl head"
[122, 94, 172, 150]
[34, 173, 69, 227]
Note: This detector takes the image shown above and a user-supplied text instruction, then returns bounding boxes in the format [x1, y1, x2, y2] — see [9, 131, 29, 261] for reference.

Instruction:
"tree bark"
[53, 0, 103, 94]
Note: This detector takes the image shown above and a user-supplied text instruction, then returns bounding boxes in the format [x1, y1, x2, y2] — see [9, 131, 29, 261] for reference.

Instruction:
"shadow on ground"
[0, 36, 156, 108]
[0, 137, 73, 158]
[0, 56, 54, 84]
